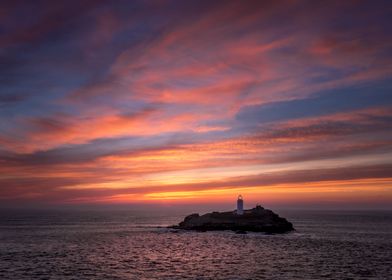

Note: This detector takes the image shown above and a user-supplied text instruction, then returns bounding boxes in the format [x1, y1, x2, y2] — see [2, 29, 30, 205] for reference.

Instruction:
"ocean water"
[0, 209, 391, 279]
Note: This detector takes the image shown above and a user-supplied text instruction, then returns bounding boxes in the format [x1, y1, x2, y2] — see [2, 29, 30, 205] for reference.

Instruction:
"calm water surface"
[0, 209, 391, 279]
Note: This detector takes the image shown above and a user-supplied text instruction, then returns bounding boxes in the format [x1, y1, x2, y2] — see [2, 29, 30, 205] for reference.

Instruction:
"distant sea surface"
[0, 209, 391, 280]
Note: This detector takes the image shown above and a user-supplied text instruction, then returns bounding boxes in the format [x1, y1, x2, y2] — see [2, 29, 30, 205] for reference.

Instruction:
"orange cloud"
[3, 108, 223, 153]
[1, 1, 391, 208]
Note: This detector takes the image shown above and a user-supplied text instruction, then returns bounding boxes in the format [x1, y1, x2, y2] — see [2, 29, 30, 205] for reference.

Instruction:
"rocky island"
[170, 196, 294, 234]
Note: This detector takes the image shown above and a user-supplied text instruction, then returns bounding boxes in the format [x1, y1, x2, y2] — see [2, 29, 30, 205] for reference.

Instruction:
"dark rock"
[169, 206, 294, 233]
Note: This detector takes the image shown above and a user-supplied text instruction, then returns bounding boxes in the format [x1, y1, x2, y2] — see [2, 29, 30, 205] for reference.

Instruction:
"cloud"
[0, 1, 392, 205]
[236, 84, 392, 124]
[1, 107, 221, 153]
[1, 162, 391, 204]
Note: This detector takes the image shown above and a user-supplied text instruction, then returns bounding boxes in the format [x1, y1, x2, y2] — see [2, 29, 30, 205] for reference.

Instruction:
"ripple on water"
[0, 211, 391, 279]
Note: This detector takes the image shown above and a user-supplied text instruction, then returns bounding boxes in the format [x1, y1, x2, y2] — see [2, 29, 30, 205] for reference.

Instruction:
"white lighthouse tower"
[237, 195, 244, 215]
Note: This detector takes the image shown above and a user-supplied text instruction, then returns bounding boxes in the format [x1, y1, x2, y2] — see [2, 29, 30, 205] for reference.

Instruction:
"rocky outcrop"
[170, 206, 294, 233]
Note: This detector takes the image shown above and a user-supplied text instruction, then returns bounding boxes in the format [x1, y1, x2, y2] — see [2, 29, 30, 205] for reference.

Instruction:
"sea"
[0, 209, 391, 280]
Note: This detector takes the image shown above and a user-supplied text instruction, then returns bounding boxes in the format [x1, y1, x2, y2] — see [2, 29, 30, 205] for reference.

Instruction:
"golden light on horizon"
[59, 178, 392, 205]
[0, 0, 391, 209]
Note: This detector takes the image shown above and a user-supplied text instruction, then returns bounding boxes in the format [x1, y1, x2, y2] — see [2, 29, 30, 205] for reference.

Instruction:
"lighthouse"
[236, 195, 244, 215]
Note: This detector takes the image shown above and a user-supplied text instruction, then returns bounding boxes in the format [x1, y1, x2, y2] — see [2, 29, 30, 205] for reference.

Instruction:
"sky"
[1, 0, 392, 209]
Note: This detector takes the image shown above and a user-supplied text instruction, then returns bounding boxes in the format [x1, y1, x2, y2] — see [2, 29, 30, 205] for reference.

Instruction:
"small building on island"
[171, 193, 294, 233]
[236, 195, 244, 215]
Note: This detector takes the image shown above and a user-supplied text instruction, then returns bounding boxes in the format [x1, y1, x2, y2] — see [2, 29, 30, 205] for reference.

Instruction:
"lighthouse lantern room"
[237, 195, 244, 215]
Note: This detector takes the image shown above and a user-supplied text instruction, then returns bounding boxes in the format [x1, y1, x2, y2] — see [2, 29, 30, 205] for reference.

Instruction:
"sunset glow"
[1, 0, 391, 208]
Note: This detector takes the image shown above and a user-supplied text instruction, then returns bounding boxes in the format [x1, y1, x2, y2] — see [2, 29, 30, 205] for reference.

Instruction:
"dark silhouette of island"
[170, 205, 294, 234]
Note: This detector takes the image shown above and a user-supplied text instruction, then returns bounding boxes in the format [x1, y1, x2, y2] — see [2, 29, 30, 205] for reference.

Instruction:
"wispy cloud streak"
[0, 0, 391, 207]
